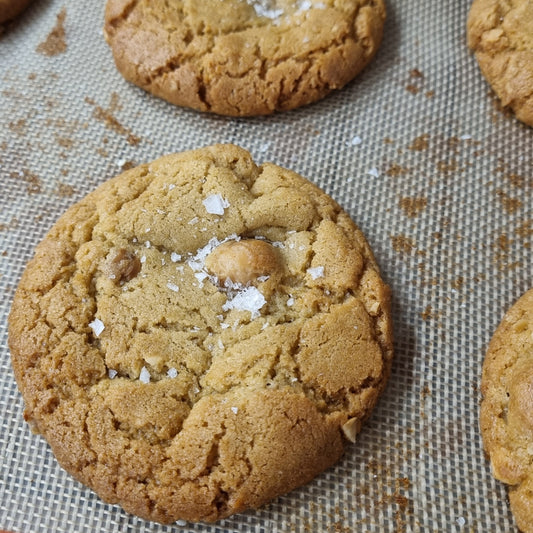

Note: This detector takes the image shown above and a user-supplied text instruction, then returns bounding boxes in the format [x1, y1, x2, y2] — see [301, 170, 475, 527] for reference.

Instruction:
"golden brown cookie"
[0, 0, 32, 23]
[9, 144, 393, 523]
[480, 288, 533, 532]
[103, 0, 386, 116]
[467, 0, 533, 127]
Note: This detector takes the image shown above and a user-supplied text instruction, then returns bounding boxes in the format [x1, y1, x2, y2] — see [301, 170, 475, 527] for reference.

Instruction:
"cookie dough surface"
[480, 289, 533, 532]
[9, 144, 393, 523]
[103, 0, 386, 116]
[0, 0, 32, 23]
[467, 0, 533, 127]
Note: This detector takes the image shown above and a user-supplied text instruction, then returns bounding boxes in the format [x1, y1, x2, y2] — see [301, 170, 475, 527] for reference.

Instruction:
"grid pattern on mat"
[1, 1, 531, 532]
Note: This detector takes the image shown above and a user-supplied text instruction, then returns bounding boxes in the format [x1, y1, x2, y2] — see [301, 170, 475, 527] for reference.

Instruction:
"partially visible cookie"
[467, 0, 533, 127]
[0, 0, 32, 23]
[9, 144, 393, 523]
[103, 0, 386, 116]
[480, 288, 533, 532]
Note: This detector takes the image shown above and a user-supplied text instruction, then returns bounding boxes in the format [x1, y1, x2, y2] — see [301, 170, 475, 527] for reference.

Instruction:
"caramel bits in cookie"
[105, 248, 141, 284]
[205, 239, 281, 285]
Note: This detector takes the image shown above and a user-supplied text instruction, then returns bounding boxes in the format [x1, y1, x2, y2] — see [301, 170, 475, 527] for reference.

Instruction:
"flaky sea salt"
[167, 367, 178, 379]
[167, 282, 180, 292]
[139, 366, 150, 384]
[203, 193, 230, 215]
[108, 369, 117, 379]
[307, 266, 325, 279]
[176, 520, 187, 527]
[171, 252, 181, 262]
[249, 0, 283, 19]
[89, 318, 105, 337]
[231, 406, 238, 414]
[349, 135, 362, 146]
[287, 297, 295, 307]
[195, 271, 209, 288]
[368, 167, 380, 178]
[222, 286, 266, 318]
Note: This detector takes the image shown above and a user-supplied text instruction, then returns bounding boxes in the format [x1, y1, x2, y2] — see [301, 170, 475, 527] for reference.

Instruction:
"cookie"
[103, 0, 386, 116]
[0, 0, 32, 23]
[8, 144, 393, 523]
[467, 0, 533, 127]
[480, 288, 533, 532]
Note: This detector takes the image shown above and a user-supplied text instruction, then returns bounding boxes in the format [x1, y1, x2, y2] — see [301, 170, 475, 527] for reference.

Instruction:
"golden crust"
[480, 288, 533, 532]
[467, 0, 533, 127]
[103, 0, 386, 116]
[9, 144, 393, 523]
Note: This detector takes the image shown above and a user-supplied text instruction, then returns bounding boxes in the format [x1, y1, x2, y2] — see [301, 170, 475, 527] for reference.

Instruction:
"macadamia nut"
[205, 239, 281, 285]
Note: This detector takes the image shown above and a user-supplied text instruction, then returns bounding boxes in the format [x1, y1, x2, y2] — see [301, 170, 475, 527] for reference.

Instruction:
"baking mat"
[1, 1, 532, 532]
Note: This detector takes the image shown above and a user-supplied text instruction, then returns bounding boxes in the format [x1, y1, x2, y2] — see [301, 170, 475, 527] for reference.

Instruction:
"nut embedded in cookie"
[8, 144, 393, 524]
[205, 238, 282, 285]
[104, 248, 142, 284]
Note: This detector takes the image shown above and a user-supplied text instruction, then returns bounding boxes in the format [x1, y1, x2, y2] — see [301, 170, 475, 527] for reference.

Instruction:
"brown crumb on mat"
[399, 197, 427, 218]
[495, 189, 523, 214]
[451, 276, 464, 290]
[55, 183, 76, 197]
[85, 95, 141, 146]
[36, 8, 67, 56]
[390, 234, 416, 255]
[386, 163, 409, 177]
[9, 169, 42, 194]
[408, 134, 429, 151]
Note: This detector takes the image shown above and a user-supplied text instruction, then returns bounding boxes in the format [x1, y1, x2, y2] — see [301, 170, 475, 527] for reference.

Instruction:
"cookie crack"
[106, 0, 142, 29]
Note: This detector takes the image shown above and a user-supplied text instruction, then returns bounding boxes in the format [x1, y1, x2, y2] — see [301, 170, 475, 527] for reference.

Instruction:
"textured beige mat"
[1, 1, 532, 532]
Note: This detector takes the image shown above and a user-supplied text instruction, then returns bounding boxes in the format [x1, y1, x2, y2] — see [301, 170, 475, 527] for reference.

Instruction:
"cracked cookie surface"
[467, 0, 533, 127]
[103, 0, 386, 116]
[9, 144, 393, 523]
[480, 288, 533, 532]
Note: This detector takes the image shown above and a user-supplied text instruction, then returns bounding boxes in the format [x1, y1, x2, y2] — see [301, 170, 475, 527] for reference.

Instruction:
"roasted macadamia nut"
[205, 239, 281, 285]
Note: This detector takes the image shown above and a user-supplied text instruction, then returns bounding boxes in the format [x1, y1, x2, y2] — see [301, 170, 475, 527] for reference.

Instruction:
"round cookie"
[103, 0, 386, 116]
[0, 0, 32, 23]
[9, 144, 393, 523]
[480, 289, 533, 532]
[467, 0, 533, 127]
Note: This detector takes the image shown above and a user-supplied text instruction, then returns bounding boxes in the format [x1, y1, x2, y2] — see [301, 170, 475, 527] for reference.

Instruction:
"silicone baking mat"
[1, 1, 532, 532]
